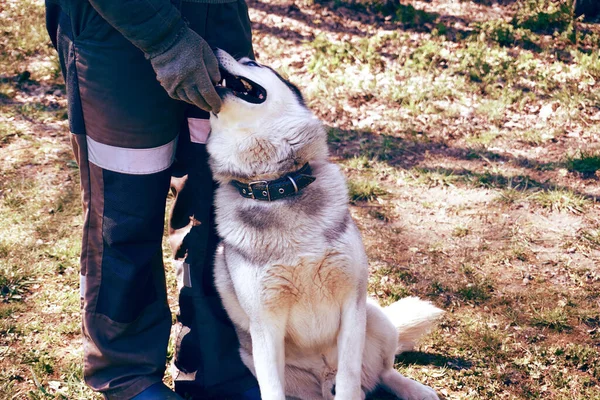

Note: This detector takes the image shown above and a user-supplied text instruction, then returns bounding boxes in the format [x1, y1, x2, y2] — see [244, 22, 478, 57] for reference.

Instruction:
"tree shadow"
[396, 351, 473, 370]
[328, 127, 435, 170]
[248, 0, 394, 37]
[366, 389, 399, 400]
[362, 351, 468, 399]
[327, 127, 599, 201]
[248, 0, 462, 38]
[245, 0, 473, 53]
[251, 19, 311, 44]
[575, 0, 600, 21]
[249, 0, 596, 56]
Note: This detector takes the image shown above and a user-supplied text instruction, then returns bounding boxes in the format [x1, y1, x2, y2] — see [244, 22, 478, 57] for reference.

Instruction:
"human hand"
[149, 28, 222, 112]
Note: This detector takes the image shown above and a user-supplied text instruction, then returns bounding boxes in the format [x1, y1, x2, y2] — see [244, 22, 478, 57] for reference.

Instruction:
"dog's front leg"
[335, 292, 367, 400]
[250, 316, 287, 400]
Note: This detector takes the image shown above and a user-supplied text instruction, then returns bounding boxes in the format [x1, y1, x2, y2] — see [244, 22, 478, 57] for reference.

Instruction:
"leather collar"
[231, 163, 316, 201]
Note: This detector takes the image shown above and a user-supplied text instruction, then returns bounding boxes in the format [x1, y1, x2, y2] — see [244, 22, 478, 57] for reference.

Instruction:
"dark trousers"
[45, 1, 256, 398]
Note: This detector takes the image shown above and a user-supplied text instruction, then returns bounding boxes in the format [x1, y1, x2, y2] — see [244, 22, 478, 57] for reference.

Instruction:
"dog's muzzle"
[215, 68, 267, 104]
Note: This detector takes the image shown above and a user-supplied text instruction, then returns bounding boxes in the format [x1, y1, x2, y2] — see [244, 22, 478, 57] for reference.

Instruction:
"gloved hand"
[149, 28, 222, 113]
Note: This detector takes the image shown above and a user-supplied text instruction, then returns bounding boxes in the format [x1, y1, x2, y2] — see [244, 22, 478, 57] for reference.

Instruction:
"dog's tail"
[381, 297, 444, 355]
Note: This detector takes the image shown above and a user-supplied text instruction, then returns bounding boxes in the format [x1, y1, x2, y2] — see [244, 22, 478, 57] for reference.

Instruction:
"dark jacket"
[48, 0, 189, 57]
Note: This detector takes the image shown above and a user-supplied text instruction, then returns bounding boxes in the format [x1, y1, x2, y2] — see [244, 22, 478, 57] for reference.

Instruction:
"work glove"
[148, 28, 222, 113]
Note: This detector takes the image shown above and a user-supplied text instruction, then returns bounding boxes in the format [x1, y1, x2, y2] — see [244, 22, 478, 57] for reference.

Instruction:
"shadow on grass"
[328, 127, 599, 201]
[247, 0, 466, 38]
[363, 351, 468, 399]
[249, 0, 597, 57]
[248, 0, 387, 37]
[366, 389, 399, 400]
[0, 85, 67, 126]
[396, 351, 473, 370]
[575, 0, 600, 21]
[251, 20, 312, 44]
[248, 0, 475, 42]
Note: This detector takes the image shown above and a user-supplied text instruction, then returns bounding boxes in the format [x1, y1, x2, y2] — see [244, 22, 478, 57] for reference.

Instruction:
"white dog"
[206, 49, 443, 400]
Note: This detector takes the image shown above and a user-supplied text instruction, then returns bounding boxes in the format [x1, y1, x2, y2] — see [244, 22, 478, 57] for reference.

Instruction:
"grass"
[514, 129, 556, 146]
[533, 189, 588, 213]
[348, 178, 387, 202]
[513, 0, 575, 34]
[2, 0, 600, 399]
[531, 307, 572, 332]
[496, 185, 527, 204]
[456, 281, 493, 304]
[406, 168, 461, 187]
[580, 229, 600, 249]
[0, 267, 32, 302]
[566, 150, 600, 176]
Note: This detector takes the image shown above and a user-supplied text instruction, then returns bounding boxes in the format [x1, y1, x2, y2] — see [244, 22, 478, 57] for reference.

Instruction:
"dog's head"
[208, 49, 327, 183]
[212, 49, 308, 123]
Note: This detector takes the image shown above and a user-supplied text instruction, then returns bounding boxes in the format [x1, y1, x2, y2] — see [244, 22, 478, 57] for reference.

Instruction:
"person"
[44, 0, 260, 398]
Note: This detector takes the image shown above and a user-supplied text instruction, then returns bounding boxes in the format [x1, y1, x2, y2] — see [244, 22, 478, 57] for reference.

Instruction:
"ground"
[1, 0, 599, 399]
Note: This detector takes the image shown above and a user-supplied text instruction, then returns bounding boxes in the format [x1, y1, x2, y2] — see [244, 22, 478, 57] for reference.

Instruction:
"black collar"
[231, 163, 316, 202]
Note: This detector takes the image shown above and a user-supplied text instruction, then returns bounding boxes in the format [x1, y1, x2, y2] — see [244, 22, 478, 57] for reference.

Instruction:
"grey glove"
[149, 28, 222, 112]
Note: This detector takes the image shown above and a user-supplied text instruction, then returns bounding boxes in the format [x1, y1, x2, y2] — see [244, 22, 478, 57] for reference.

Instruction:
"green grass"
[0, 267, 32, 303]
[307, 33, 385, 73]
[0, 0, 58, 80]
[532, 306, 572, 332]
[514, 129, 556, 146]
[456, 281, 493, 304]
[533, 189, 588, 213]
[580, 229, 600, 249]
[496, 185, 527, 204]
[558, 344, 600, 379]
[394, 3, 438, 28]
[348, 178, 387, 202]
[513, 0, 575, 34]
[452, 225, 470, 238]
[465, 130, 499, 146]
[475, 19, 539, 48]
[566, 150, 600, 176]
[406, 168, 461, 187]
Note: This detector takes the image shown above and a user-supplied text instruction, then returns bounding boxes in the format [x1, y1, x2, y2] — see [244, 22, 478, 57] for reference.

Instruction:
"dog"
[206, 49, 443, 400]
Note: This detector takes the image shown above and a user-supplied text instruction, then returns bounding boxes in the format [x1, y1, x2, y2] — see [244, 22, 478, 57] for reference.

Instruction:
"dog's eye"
[244, 61, 259, 67]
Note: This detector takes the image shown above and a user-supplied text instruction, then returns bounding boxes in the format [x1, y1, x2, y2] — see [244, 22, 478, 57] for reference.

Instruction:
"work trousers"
[45, 1, 256, 398]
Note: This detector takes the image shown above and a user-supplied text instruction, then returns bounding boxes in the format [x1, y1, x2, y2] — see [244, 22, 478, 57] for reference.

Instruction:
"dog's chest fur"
[260, 250, 354, 348]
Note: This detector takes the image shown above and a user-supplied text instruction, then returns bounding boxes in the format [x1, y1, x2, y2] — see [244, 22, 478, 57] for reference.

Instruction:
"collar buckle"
[248, 180, 270, 201]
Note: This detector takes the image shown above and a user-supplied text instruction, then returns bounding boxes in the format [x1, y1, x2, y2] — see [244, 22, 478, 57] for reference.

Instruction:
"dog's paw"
[400, 380, 439, 400]
[323, 379, 366, 400]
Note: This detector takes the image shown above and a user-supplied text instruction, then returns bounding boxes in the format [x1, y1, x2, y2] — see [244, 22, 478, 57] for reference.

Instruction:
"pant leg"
[46, 3, 186, 398]
[170, 1, 257, 398]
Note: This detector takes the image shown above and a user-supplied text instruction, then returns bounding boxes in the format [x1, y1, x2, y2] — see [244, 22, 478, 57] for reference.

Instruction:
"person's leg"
[169, 1, 257, 398]
[46, 2, 185, 398]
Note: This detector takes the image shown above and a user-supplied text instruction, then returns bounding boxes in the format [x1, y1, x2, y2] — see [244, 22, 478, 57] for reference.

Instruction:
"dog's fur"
[206, 49, 443, 400]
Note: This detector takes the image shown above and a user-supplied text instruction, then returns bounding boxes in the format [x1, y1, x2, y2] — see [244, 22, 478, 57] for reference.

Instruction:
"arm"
[87, 0, 185, 56]
[88, 0, 222, 112]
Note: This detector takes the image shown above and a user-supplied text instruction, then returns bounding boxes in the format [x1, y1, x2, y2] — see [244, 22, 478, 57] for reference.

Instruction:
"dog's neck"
[208, 115, 328, 185]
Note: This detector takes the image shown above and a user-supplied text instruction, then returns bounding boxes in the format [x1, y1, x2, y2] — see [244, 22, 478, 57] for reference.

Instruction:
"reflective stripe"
[80, 274, 85, 299]
[188, 118, 211, 144]
[175, 261, 193, 289]
[182, 262, 192, 288]
[86, 135, 177, 175]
